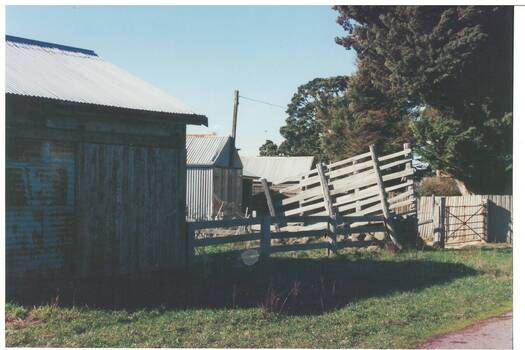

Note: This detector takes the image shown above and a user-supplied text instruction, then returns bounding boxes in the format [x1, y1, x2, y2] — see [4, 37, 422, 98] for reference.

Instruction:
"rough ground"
[419, 311, 512, 349]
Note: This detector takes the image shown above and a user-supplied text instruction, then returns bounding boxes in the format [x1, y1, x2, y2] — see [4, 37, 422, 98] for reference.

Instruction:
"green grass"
[6, 246, 512, 348]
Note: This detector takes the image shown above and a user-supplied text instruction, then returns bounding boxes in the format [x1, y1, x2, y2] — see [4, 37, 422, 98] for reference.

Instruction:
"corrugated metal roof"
[186, 135, 242, 168]
[240, 156, 315, 183]
[6, 35, 206, 124]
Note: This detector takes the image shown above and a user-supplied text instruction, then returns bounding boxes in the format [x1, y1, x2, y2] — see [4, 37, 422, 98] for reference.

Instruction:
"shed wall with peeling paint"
[6, 139, 76, 277]
[6, 96, 190, 279]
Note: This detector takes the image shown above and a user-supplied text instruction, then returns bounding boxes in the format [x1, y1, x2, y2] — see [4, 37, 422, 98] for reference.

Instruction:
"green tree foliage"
[278, 76, 348, 161]
[334, 6, 513, 193]
[258, 140, 280, 156]
[321, 71, 413, 161]
[262, 74, 411, 162]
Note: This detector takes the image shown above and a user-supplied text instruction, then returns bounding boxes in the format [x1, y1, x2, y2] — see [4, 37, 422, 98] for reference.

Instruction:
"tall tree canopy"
[334, 6, 513, 194]
[261, 74, 412, 162]
[322, 70, 413, 161]
[277, 76, 348, 160]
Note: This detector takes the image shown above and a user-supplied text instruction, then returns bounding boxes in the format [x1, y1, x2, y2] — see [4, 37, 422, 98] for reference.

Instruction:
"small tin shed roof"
[187, 135, 242, 168]
[240, 156, 315, 183]
[6, 35, 206, 125]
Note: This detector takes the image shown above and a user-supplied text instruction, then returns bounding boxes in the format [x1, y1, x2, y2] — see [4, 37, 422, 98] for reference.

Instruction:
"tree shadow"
[7, 251, 477, 316]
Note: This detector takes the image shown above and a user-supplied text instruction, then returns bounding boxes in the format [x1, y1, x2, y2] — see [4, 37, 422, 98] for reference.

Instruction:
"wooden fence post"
[403, 143, 416, 214]
[261, 178, 280, 231]
[438, 197, 446, 248]
[482, 198, 489, 243]
[187, 222, 195, 267]
[260, 215, 272, 258]
[316, 163, 337, 255]
[369, 144, 403, 250]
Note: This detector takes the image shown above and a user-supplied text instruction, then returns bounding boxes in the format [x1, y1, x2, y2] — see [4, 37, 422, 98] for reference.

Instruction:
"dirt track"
[419, 311, 512, 349]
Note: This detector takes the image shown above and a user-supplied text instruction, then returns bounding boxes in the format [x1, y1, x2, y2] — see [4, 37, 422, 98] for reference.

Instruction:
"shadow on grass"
[7, 251, 477, 316]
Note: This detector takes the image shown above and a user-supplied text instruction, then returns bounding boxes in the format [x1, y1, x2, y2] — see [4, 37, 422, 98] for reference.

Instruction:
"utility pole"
[230, 90, 240, 167]
[231, 90, 239, 143]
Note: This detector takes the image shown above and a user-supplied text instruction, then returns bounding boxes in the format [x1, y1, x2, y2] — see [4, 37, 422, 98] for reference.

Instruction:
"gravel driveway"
[419, 311, 512, 349]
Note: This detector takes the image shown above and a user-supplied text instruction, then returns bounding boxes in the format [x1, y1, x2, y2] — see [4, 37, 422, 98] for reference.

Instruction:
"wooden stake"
[369, 144, 403, 250]
[261, 215, 272, 258]
[403, 143, 416, 213]
[438, 197, 446, 248]
[261, 178, 280, 231]
[316, 163, 337, 255]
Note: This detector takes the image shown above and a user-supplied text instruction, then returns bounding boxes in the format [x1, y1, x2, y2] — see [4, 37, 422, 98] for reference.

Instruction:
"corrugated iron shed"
[186, 135, 241, 168]
[240, 156, 315, 183]
[6, 35, 205, 123]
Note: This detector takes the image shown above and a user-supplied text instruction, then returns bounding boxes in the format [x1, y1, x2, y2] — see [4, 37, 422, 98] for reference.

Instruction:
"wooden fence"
[275, 144, 415, 218]
[265, 144, 417, 249]
[418, 195, 512, 244]
[186, 144, 418, 261]
[187, 214, 387, 260]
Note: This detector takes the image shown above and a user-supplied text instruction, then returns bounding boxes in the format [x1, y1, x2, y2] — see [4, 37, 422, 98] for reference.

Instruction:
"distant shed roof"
[240, 156, 315, 183]
[187, 135, 242, 168]
[6, 35, 206, 125]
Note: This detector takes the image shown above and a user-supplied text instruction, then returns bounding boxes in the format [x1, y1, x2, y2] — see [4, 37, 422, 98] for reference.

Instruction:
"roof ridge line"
[6, 35, 98, 57]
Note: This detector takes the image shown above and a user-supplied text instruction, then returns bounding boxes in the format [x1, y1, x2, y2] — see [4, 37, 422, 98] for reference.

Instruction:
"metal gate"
[445, 203, 487, 246]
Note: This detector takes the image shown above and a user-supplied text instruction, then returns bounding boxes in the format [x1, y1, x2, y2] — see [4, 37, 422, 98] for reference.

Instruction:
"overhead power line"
[239, 95, 286, 109]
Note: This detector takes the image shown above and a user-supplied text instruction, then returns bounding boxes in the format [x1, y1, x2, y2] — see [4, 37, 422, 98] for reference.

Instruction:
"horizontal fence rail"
[188, 214, 386, 260]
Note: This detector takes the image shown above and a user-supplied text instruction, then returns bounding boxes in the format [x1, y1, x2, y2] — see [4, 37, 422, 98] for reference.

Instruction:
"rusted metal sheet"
[186, 167, 214, 221]
[76, 142, 187, 277]
[6, 139, 75, 277]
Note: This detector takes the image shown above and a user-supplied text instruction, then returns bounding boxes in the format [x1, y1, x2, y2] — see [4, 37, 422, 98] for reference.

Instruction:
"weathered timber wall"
[76, 143, 187, 276]
[6, 139, 76, 276]
[6, 96, 189, 279]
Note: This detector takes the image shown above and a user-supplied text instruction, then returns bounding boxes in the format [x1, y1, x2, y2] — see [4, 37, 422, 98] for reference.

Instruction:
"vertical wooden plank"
[299, 175, 306, 216]
[261, 178, 276, 216]
[369, 145, 403, 250]
[403, 143, 416, 213]
[316, 163, 337, 255]
[260, 215, 271, 258]
[352, 160, 362, 216]
[438, 197, 446, 248]
[187, 222, 195, 266]
[261, 178, 280, 231]
[482, 198, 489, 242]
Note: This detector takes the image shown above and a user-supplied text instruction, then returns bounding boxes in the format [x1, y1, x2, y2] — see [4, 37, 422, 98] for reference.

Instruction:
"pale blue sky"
[6, 5, 357, 155]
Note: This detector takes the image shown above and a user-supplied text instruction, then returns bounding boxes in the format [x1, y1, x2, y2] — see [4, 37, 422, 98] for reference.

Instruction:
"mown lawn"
[5, 246, 512, 348]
